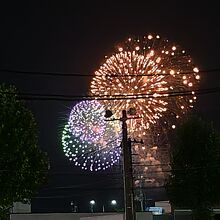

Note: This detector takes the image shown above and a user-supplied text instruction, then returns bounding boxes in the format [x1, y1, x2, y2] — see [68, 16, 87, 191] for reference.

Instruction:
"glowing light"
[111, 200, 117, 205]
[118, 47, 123, 52]
[148, 35, 153, 40]
[195, 75, 200, 80]
[90, 200, 95, 205]
[170, 70, 175, 75]
[193, 67, 199, 73]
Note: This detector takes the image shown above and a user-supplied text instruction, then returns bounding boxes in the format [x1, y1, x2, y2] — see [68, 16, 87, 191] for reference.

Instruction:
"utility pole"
[105, 109, 137, 220]
[121, 110, 135, 220]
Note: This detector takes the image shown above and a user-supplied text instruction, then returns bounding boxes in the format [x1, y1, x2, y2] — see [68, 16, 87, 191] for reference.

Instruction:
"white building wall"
[11, 212, 153, 220]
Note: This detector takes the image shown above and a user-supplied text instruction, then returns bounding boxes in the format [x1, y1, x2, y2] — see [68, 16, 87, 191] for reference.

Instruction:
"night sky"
[0, 1, 220, 213]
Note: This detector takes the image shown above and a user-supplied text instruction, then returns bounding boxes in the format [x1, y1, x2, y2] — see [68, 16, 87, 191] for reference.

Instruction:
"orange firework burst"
[90, 34, 200, 138]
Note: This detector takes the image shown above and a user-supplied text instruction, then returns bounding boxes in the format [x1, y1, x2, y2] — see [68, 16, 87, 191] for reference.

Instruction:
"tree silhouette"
[166, 115, 220, 220]
[0, 84, 48, 219]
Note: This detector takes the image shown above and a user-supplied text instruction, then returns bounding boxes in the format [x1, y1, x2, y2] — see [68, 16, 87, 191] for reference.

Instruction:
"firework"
[62, 100, 122, 171]
[90, 34, 200, 137]
[68, 100, 106, 143]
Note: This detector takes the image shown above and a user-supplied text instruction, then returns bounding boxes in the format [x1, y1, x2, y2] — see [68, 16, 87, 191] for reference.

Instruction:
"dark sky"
[0, 1, 220, 213]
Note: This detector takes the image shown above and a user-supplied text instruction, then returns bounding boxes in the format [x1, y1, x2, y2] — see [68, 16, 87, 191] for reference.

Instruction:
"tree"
[166, 115, 220, 220]
[0, 84, 48, 218]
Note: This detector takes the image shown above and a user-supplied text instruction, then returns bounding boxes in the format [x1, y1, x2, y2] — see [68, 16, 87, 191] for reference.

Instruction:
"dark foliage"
[0, 84, 48, 215]
[166, 115, 220, 220]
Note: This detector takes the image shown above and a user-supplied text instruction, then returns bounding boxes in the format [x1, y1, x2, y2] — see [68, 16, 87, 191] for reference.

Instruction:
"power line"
[0, 68, 90, 77]
[0, 68, 219, 77]
[16, 87, 220, 101]
[2, 86, 220, 102]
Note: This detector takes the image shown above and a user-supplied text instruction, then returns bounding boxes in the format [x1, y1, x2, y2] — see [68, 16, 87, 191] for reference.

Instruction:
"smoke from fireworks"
[132, 124, 171, 187]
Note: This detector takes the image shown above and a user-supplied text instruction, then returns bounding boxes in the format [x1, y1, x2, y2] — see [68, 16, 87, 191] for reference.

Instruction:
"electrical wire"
[0, 67, 219, 77]
[1, 87, 220, 102]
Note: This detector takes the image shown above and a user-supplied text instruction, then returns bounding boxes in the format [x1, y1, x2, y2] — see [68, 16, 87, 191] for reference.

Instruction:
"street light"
[111, 200, 117, 206]
[102, 200, 117, 213]
[90, 200, 95, 213]
[111, 200, 117, 212]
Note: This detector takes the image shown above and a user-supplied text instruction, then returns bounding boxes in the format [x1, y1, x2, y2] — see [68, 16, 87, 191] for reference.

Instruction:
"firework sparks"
[68, 100, 106, 143]
[90, 34, 200, 138]
[62, 100, 122, 171]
